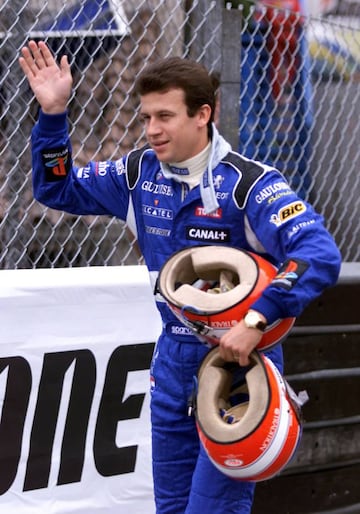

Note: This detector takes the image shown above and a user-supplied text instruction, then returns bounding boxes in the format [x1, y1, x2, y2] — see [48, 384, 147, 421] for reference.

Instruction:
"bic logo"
[270, 201, 306, 226]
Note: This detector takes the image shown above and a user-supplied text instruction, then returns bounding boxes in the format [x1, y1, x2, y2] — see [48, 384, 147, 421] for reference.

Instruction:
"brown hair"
[135, 57, 216, 128]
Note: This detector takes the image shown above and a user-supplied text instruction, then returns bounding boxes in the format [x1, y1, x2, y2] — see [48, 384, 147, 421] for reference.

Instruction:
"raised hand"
[19, 40, 73, 114]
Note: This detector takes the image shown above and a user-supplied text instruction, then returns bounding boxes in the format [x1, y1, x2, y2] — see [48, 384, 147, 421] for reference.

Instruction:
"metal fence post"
[186, 0, 222, 72]
[219, 4, 242, 150]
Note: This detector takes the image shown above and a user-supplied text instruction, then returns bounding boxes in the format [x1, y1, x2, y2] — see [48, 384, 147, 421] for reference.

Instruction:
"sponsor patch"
[145, 226, 171, 237]
[165, 322, 196, 340]
[195, 206, 222, 218]
[215, 191, 230, 200]
[115, 159, 126, 175]
[186, 226, 230, 242]
[270, 201, 306, 226]
[288, 219, 316, 238]
[272, 258, 309, 290]
[95, 161, 109, 176]
[42, 147, 70, 181]
[267, 191, 293, 204]
[213, 174, 225, 189]
[142, 180, 173, 196]
[255, 181, 291, 204]
[77, 166, 90, 179]
[143, 204, 173, 219]
[169, 165, 190, 176]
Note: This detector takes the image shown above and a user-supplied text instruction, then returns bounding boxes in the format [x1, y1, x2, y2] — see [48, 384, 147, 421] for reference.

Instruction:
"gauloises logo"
[141, 180, 173, 196]
[42, 147, 70, 182]
[195, 206, 222, 218]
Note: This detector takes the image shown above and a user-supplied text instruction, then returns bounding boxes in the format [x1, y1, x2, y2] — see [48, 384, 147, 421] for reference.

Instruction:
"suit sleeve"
[31, 110, 130, 219]
[245, 171, 342, 324]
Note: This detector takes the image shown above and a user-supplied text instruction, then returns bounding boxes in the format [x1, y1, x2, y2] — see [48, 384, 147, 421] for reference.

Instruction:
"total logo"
[195, 207, 222, 218]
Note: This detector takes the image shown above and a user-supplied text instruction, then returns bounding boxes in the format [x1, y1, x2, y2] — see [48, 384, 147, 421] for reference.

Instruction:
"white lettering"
[260, 408, 280, 451]
[143, 205, 173, 219]
[188, 228, 229, 241]
[171, 326, 194, 336]
[255, 182, 291, 204]
[142, 181, 173, 196]
[97, 162, 108, 176]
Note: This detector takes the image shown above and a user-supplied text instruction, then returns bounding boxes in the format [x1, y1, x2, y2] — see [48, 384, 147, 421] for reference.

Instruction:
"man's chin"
[152, 148, 170, 163]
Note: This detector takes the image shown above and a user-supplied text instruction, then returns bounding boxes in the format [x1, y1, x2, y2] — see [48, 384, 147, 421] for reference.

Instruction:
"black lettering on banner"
[23, 350, 96, 491]
[0, 343, 155, 495]
[93, 343, 154, 477]
[0, 357, 32, 495]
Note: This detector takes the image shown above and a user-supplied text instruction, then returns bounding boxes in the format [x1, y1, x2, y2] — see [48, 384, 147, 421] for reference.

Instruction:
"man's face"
[139, 88, 210, 163]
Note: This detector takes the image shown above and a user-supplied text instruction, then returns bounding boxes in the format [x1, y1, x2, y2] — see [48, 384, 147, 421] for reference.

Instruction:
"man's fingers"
[59, 54, 71, 75]
[28, 41, 51, 70]
[19, 45, 40, 77]
[19, 53, 32, 77]
[37, 40, 57, 67]
[20, 41, 57, 74]
[238, 355, 250, 367]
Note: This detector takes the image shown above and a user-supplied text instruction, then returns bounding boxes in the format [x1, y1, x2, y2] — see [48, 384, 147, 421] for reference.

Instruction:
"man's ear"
[197, 104, 212, 127]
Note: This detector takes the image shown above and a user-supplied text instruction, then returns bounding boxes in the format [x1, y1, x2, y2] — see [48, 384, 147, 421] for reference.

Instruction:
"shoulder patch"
[41, 147, 70, 181]
[126, 144, 151, 190]
[222, 152, 267, 209]
[272, 258, 309, 290]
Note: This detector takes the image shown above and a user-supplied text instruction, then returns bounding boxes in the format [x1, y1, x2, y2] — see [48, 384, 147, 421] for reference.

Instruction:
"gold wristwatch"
[243, 310, 267, 332]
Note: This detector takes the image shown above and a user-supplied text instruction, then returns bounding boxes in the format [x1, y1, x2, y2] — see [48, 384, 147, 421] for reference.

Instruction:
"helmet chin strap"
[179, 305, 212, 335]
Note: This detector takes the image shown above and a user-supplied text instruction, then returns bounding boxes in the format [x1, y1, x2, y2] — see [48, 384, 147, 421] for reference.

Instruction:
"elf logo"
[270, 201, 306, 226]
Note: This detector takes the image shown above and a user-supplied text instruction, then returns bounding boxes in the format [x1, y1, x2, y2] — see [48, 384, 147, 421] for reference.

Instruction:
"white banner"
[0, 266, 161, 513]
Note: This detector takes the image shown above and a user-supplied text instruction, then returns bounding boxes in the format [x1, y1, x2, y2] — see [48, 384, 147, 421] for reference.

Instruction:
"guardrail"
[253, 263, 360, 514]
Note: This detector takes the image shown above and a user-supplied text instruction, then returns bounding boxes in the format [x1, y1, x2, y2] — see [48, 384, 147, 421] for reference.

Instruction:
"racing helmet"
[157, 246, 295, 351]
[195, 347, 305, 481]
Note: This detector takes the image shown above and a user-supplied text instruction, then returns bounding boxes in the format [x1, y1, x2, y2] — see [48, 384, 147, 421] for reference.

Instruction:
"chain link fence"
[0, 0, 359, 268]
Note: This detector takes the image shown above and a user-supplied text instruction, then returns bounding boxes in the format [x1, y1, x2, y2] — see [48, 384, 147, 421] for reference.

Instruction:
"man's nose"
[146, 117, 161, 135]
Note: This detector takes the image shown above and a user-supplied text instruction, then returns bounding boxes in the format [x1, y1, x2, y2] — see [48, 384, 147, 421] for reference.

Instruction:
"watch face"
[247, 312, 258, 324]
[245, 312, 266, 331]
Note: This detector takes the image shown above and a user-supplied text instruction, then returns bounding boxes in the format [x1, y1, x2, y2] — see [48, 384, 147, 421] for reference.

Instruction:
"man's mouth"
[151, 140, 169, 151]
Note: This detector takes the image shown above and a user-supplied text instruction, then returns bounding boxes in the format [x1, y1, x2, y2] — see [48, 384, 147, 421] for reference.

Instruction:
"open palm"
[19, 40, 73, 114]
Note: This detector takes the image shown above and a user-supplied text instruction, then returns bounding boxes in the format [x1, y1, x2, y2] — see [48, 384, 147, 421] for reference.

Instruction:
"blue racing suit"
[31, 111, 341, 513]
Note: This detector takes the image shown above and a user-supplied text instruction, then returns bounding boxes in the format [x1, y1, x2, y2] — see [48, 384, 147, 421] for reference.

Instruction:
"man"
[19, 41, 341, 513]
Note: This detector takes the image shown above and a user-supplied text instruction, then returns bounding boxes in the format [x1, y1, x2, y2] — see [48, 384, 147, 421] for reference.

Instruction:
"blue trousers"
[150, 332, 284, 513]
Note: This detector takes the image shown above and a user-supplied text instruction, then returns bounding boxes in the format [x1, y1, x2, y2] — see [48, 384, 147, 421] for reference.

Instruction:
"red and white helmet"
[158, 246, 295, 351]
[195, 347, 305, 482]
